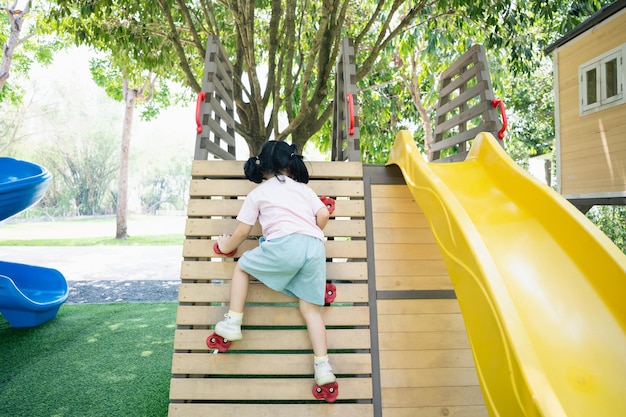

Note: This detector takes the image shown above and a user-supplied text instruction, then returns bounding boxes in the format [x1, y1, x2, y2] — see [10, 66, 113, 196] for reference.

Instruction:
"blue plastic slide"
[0, 157, 68, 327]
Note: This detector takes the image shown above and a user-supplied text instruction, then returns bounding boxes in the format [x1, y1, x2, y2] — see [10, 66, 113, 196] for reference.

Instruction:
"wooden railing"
[430, 44, 504, 162]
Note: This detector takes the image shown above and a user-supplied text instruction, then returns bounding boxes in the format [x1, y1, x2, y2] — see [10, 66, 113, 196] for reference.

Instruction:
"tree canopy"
[45, 0, 614, 159]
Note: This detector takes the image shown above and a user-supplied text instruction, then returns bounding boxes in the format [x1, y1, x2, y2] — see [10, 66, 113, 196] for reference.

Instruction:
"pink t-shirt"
[236, 176, 325, 241]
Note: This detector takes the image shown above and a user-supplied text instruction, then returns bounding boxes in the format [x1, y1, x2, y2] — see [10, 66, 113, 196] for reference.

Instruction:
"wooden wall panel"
[169, 161, 374, 416]
[367, 170, 488, 417]
[555, 11, 626, 197]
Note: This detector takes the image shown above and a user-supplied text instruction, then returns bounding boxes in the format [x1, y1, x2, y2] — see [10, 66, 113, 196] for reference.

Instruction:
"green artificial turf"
[0, 302, 177, 417]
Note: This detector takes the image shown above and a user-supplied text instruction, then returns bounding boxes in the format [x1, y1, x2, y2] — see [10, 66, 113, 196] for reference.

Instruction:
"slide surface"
[0, 157, 51, 222]
[388, 131, 626, 417]
[0, 157, 66, 328]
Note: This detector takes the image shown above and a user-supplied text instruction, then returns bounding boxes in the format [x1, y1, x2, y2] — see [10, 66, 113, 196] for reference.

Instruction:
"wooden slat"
[376, 275, 454, 292]
[175, 305, 371, 326]
[378, 331, 471, 351]
[178, 282, 368, 303]
[381, 367, 480, 388]
[184, 218, 366, 238]
[377, 313, 466, 333]
[377, 299, 461, 315]
[375, 259, 448, 277]
[180, 260, 368, 281]
[381, 386, 485, 408]
[380, 406, 487, 417]
[168, 403, 373, 417]
[372, 212, 430, 228]
[173, 328, 371, 351]
[171, 353, 371, 375]
[189, 179, 364, 198]
[182, 239, 367, 259]
[186, 198, 365, 217]
[169, 377, 373, 401]
[191, 160, 363, 178]
[380, 349, 477, 368]
[373, 227, 436, 244]
[373, 243, 445, 260]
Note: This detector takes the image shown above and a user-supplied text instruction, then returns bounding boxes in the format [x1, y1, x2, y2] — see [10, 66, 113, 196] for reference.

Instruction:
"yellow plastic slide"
[387, 130, 626, 417]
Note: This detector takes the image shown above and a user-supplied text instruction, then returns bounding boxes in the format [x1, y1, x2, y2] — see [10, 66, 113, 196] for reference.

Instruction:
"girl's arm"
[217, 221, 253, 254]
[315, 206, 330, 230]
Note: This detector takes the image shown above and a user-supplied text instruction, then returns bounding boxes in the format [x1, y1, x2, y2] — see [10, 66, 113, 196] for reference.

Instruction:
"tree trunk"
[116, 77, 136, 239]
[0, 4, 28, 92]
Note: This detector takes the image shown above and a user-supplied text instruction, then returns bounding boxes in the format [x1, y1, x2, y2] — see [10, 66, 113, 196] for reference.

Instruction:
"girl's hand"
[217, 234, 232, 253]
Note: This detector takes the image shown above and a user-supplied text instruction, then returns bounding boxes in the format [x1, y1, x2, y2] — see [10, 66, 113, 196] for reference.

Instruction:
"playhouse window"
[579, 44, 624, 114]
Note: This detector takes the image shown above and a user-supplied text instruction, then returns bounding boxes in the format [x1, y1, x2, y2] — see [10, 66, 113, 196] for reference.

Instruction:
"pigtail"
[246, 140, 311, 184]
[288, 144, 310, 184]
[244, 156, 264, 183]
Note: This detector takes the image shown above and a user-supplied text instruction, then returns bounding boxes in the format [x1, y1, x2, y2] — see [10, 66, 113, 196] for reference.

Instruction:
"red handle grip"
[347, 93, 355, 136]
[196, 91, 206, 134]
[213, 241, 237, 257]
[320, 196, 335, 214]
[491, 99, 507, 140]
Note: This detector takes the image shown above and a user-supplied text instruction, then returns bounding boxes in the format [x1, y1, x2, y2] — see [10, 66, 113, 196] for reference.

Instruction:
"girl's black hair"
[243, 140, 310, 184]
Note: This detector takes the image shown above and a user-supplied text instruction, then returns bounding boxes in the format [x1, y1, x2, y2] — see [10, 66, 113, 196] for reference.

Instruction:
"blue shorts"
[238, 234, 326, 306]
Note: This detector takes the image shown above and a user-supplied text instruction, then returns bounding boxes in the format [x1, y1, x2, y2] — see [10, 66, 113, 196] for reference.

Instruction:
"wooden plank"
[168, 403, 374, 417]
[373, 227, 436, 244]
[373, 243, 444, 260]
[375, 275, 454, 292]
[436, 80, 490, 118]
[180, 260, 368, 281]
[177, 282, 369, 303]
[377, 299, 461, 315]
[171, 352, 371, 375]
[380, 367, 480, 388]
[372, 212, 430, 228]
[371, 196, 422, 213]
[370, 184, 411, 198]
[175, 305, 371, 326]
[182, 239, 366, 259]
[189, 179, 364, 198]
[184, 218, 366, 238]
[379, 349, 476, 369]
[381, 386, 485, 407]
[377, 313, 466, 332]
[381, 406, 488, 417]
[169, 377, 373, 401]
[434, 100, 493, 135]
[375, 259, 448, 277]
[378, 331, 471, 351]
[439, 60, 484, 99]
[173, 328, 372, 351]
[187, 198, 365, 218]
[180, 261, 235, 280]
[191, 160, 363, 178]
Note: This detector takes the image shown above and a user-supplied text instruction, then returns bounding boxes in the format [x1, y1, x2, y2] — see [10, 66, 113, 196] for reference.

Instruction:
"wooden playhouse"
[545, 0, 626, 211]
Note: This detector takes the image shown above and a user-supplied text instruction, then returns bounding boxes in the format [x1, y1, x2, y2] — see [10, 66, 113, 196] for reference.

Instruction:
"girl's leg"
[299, 299, 328, 357]
[300, 299, 336, 386]
[214, 263, 249, 341]
[229, 263, 250, 313]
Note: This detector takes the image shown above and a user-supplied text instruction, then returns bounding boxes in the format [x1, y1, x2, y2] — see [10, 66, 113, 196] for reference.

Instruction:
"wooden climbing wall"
[168, 160, 374, 416]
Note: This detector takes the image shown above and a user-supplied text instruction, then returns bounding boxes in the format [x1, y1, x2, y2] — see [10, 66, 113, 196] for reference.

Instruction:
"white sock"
[228, 310, 243, 320]
[314, 355, 329, 365]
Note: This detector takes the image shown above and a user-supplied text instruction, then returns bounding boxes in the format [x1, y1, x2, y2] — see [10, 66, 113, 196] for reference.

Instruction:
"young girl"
[214, 140, 336, 390]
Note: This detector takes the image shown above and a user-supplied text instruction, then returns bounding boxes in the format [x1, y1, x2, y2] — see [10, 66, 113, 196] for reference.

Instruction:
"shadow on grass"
[0, 302, 177, 417]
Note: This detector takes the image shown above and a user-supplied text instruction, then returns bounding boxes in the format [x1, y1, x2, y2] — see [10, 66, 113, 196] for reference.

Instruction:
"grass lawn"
[0, 302, 177, 417]
[0, 215, 185, 246]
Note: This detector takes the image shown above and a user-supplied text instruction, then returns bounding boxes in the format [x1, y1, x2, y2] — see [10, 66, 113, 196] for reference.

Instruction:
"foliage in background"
[0, 1, 64, 104]
[586, 206, 626, 254]
[353, 0, 613, 165]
